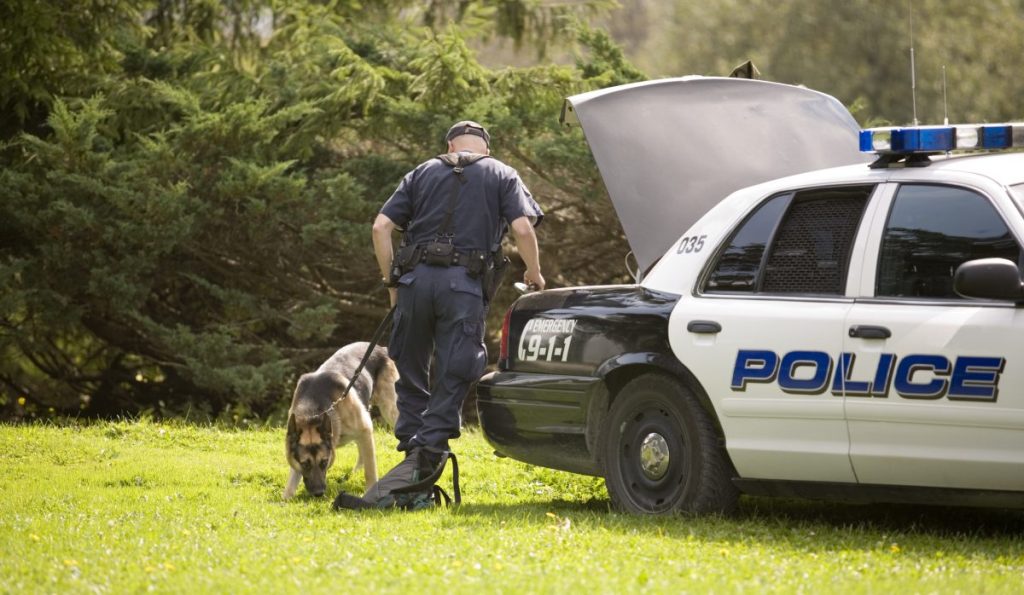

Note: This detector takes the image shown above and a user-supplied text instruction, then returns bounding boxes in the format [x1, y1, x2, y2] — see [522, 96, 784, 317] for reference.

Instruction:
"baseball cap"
[445, 120, 490, 146]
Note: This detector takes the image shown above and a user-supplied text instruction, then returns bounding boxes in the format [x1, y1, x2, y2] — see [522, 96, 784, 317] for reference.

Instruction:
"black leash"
[320, 305, 396, 417]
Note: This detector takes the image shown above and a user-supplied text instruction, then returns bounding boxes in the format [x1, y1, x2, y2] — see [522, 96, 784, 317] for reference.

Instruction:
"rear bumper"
[476, 371, 603, 476]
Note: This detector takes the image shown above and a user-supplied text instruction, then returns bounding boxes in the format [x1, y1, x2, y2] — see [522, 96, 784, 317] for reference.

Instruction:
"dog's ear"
[317, 412, 333, 443]
[286, 414, 299, 445]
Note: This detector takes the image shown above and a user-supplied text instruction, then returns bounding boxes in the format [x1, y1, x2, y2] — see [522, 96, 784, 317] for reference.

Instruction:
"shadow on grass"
[444, 495, 1024, 552]
[281, 486, 1024, 562]
[270, 455, 1024, 544]
[300, 475, 1024, 539]
[273, 457, 1024, 544]
[737, 496, 1024, 538]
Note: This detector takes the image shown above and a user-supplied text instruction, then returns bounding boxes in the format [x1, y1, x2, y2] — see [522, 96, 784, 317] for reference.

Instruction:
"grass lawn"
[1, 421, 1022, 593]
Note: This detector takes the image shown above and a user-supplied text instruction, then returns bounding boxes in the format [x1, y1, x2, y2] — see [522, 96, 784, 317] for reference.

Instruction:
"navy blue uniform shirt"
[380, 152, 542, 252]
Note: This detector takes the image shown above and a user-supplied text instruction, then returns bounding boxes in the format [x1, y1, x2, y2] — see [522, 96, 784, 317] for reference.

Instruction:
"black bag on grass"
[332, 446, 460, 511]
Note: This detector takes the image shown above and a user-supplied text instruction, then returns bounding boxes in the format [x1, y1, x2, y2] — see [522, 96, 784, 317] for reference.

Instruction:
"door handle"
[849, 325, 891, 339]
[687, 320, 722, 334]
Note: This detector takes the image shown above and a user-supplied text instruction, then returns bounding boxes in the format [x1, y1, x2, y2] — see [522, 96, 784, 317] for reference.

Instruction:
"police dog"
[283, 342, 399, 499]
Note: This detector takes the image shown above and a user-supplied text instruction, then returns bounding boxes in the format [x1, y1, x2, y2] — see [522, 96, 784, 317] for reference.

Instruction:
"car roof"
[924, 151, 1024, 186]
[737, 150, 1024, 194]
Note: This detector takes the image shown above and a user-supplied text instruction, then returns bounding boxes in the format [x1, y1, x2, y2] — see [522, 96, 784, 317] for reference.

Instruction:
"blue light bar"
[859, 123, 1024, 155]
[981, 125, 1011, 149]
[892, 126, 954, 152]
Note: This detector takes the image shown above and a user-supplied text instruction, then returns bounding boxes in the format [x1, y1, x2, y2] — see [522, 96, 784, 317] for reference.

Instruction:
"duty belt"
[416, 245, 489, 269]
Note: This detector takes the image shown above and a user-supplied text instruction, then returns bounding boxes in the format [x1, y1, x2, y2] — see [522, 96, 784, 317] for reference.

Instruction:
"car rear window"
[705, 185, 873, 295]
[704, 192, 790, 292]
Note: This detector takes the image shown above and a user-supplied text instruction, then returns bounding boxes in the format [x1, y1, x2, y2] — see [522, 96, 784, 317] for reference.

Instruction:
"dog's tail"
[368, 346, 399, 427]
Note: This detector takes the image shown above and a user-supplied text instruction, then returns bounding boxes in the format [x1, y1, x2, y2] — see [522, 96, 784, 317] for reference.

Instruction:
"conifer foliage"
[0, 1, 632, 419]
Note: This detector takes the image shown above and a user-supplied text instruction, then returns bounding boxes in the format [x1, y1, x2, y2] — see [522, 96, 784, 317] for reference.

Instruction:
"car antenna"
[909, 0, 919, 125]
[942, 65, 948, 125]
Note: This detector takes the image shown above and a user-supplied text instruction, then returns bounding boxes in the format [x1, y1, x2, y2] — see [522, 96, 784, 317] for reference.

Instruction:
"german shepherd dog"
[283, 342, 399, 499]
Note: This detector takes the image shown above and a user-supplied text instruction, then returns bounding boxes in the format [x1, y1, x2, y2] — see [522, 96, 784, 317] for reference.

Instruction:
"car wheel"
[601, 373, 737, 515]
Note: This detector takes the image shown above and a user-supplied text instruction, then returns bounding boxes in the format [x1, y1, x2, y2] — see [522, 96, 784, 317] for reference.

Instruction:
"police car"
[476, 77, 1024, 514]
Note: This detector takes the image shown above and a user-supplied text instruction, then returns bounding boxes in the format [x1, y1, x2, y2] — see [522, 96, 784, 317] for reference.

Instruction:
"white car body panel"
[650, 154, 1024, 489]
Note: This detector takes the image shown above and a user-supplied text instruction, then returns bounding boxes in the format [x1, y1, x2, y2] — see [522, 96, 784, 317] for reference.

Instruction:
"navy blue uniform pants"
[388, 263, 487, 452]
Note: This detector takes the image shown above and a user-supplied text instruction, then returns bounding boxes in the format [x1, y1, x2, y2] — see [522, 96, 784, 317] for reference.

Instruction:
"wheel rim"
[616, 402, 688, 512]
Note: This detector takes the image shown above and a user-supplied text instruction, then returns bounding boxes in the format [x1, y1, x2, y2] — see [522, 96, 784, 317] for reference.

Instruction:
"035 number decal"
[676, 234, 706, 254]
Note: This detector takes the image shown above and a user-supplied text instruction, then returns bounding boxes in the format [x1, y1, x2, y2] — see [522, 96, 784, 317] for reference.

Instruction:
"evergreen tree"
[0, 1, 632, 419]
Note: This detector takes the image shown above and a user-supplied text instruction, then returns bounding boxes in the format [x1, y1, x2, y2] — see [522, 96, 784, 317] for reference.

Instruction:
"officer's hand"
[388, 288, 397, 307]
[524, 269, 545, 291]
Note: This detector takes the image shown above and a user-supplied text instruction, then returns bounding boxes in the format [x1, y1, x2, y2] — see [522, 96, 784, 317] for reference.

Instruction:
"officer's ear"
[447, 140, 455, 153]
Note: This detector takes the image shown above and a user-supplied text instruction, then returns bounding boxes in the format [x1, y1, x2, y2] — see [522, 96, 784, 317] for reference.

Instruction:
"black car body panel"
[477, 285, 681, 475]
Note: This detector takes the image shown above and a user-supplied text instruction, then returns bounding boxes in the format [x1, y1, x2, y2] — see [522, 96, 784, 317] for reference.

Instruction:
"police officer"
[369, 120, 544, 498]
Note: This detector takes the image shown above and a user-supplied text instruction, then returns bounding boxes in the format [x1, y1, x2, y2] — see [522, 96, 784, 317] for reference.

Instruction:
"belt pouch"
[394, 244, 421, 278]
[423, 242, 455, 266]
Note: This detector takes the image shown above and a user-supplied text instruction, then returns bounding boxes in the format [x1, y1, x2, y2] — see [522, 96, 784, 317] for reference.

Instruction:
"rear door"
[843, 181, 1024, 490]
[669, 184, 877, 482]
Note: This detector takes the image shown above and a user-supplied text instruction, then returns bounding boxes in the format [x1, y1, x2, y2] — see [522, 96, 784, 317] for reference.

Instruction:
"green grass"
[1, 421, 1022, 594]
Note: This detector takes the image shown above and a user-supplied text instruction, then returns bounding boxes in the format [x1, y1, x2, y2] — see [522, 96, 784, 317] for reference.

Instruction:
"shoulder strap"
[433, 153, 491, 238]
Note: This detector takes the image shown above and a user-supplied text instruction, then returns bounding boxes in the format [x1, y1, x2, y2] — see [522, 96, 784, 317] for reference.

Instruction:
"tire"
[600, 373, 738, 515]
